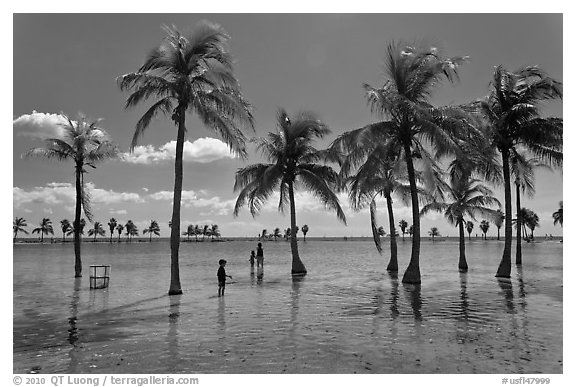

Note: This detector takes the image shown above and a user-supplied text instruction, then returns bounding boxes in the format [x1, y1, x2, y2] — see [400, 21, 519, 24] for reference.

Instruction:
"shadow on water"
[166, 294, 181, 371]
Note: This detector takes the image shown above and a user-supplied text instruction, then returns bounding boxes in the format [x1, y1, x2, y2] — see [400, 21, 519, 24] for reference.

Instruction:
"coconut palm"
[125, 220, 136, 242]
[144, 220, 160, 241]
[32, 218, 54, 243]
[24, 113, 118, 277]
[183, 225, 194, 241]
[260, 229, 268, 240]
[421, 175, 499, 271]
[467, 65, 562, 278]
[107, 218, 117, 243]
[523, 209, 539, 240]
[202, 225, 210, 241]
[428, 227, 440, 241]
[13, 217, 29, 242]
[494, 210, 505, 240]
[60, 219, 71, 243]
[466, 221, 474, 241]
[329, 42, 469, 284]
[193, 225, 201, 242]
[398, 220, 408, 242]
[480, 220, 490, 240]
[118, 22, 254, 295]
[234, 109, 346, 275]
[67, 218, 86, 237]
[273, 228, 282, 241]
[210, 224, 220, 240]
[301, 225, 309, 241]
[88, 221, 106, 242]
[552, 201, 563, 227]
[408, 225, 413, 238]
[116, 224, 124, 242]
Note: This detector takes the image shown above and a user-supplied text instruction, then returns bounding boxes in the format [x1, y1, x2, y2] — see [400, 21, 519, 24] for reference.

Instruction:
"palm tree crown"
[118, 21, 254, 295]
[143, 220, 161, 241]
[13, 217, 29, 242]
[552, 201, 563, 227]
[234, 108, 346, 274]
[32, 218, 54, 242]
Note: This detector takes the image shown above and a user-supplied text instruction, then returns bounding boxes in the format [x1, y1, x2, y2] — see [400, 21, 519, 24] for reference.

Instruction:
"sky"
[12, 13, 564, 239]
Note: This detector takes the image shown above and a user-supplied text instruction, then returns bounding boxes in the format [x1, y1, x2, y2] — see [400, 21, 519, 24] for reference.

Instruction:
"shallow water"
[13, 238, 563, 374]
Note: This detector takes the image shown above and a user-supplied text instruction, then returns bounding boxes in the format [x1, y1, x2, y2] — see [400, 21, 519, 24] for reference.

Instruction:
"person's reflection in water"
[256, 266, 264, 285]
[67, 278, 82, 373]
[217, 296, 226, 332]
[167, 295, 181, 372]
[250, 266, 255, 286]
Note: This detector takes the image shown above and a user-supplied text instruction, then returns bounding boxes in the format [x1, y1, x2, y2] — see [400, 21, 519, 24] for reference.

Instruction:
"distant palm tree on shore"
[32, 218, 54, 243]
[144, 220, 160, 242]
[466, 221, 474, 241]
[108, 218, 117, 243]
[88, 221, 106, 241]
[301, 225, 309, 241]
[116, 224, 124, 243]
[480, 220, 490, 240]
[60, 219, 71, 243]
[13, 217, 28, 242]
[553, 201, 563, 227]
[428, 227, 440, 241]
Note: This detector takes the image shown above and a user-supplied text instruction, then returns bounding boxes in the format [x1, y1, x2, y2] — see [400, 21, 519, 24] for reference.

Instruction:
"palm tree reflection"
[167, 295, 181, 370]
[403, 284, 423, 322]
[497, 278, 515, 314]
[388, 272, 400, 319]
[67, 278, 82, 372]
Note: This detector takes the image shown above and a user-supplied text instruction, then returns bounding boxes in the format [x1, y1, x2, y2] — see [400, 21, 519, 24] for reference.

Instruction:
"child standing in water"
[256, 242, 264, 267]
[249, 251, 255, 267]
[217, 259, 232, 297]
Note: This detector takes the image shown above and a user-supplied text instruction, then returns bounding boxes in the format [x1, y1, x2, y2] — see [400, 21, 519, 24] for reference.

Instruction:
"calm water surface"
[13, 239, 563, 374]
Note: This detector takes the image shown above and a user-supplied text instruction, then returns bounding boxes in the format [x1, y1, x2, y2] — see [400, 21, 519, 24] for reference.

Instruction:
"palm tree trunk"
[385, 193, 398, 272]
[74, 164, 82, 277]
[497, 227, 501, 241]
[14, 230, 17, 243]
[289, 181, 306, 275]
[401, 143, 421, 284]
[168, 109, 185, 295]
[458, 220, 468, 272]
[41, 231, 44, 243]
[515, 183, 522, 265]
[496, 149, 512, 278]
[117, 232, 121, 243]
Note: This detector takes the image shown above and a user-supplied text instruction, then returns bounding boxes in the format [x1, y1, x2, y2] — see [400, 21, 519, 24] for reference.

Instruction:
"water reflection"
[388, 272, 400, 319]
[217, 297, 226, 332]
[67, 278, 82, 373]
[290, 275, 304, 338]
[403, 284, 423, 322]
[250, 267, 255, 286]
[459, 273, 469, 321]
[167, 295, 181, 370]
[256, 266, 264, 285]
[497, 278, 515, 314]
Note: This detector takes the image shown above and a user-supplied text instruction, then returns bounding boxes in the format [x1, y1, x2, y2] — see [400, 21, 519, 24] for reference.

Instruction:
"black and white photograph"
[9, 5, 567, 384]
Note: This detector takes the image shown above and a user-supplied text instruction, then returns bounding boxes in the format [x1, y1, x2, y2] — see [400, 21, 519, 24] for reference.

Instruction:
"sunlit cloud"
[148, 189, 235, 216]
[13, 111, 69, 139]
[121, 138, 237, 164]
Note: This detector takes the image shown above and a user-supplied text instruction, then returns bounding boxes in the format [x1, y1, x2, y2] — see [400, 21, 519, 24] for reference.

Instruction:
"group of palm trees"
[259, 224, 309, 241]
[20, 20, 562, 294]
[182, 224, 221, 241]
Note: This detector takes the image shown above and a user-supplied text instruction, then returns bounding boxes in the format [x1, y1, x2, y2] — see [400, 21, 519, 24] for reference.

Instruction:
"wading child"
[217, 259, 232, 297]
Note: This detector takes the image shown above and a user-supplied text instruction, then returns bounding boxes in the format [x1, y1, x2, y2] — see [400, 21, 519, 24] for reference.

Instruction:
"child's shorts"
[218, 281, 226, 288]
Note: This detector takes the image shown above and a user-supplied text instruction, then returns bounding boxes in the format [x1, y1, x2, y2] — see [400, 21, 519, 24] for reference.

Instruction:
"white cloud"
[109, 209, 128, 215]
[148, 189, 235, 216]
[13, 182, 144, 209]
[13, 111, 69, 139]
[121, 137, 237, 164]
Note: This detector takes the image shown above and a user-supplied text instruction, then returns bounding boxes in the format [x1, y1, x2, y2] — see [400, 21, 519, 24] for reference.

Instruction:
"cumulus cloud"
[148, 189, 235, 216]
[13, 182, 144, 209]
[13, 111, 69, 139]
[121, 138, 237, 164]
[110, 209, 128, 215]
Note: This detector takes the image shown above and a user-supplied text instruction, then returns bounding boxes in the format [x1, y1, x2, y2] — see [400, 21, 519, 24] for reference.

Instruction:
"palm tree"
[273, 228, 282, 241]
[408, 225, 413, 238]
[234, 109, 346, 275]
[524, 209, 539, 240]
[118, 22, 254, 295]
[193, 225, 201, 242]
[67, 218, 86, 238]
[13, 217, 28, 242]
[107, 218, 117, 243]
[260, 229, 268, 240]
[494, 210, 505, 240]
[428, 227, 440, 241]
[466, 221, 474, 241]
[480, 220, 490, 240]
[468, 65, 562, 278]
[183, 225, 194, 241]
[421, 175, 499, 271]
[116, 223, 124, 242]
[125, 220, 136, 242]
[144, 220, 160, 242]
[88, 221, 106, 242]
[301, 225, 309, 241]
[202, 225, 210, 241]
[398, 220, 408, 242]
[24, 113, 118, 277]
[552, 201, 563, 227]
[330, 42, 469, 284]
[210, 224, 220, 241]
[32, 218, 54, 243]
[60, 219, 71, 243]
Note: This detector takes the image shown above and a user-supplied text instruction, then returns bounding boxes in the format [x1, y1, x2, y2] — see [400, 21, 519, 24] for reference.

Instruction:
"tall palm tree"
[118, 22, 254, 295]
[32, 218, 54, 243]
[428, 227, 440, 241]
[210, 224, 220, 240]
[329, 42, 469, 284]
[13, 217, 29, 242]
[301, 225, 309, 241]
[494, 210, 505, 240]
[24, 113, 118, 277]
[552, 201, 563, 227]
[116, 223, 124, 242]
[398, 220, 408, 242]
[466, 221, 474, 241]
[234, 109, 346, 275]
[107, 218, 117, 243]
[60, 219, 71, 243]
[480, 220, 490, 240]
[88, 221, 106, 242]
[144, 220, 161, 241]
[421, 176, 499, 271]
[468, 65, 562, 278]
